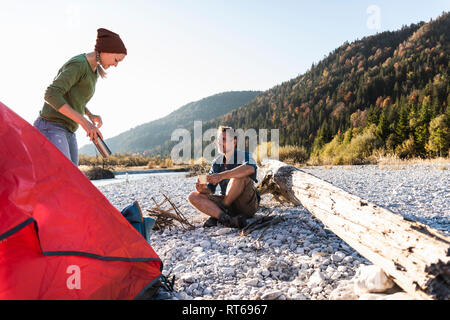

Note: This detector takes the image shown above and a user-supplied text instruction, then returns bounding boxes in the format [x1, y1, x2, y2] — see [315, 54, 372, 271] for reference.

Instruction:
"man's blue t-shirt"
[207, 149, 258, 197]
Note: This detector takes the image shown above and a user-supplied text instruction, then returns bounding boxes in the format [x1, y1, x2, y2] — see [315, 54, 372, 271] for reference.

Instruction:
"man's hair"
[217, 125, 234, 136]
[217, 125, 237, 151]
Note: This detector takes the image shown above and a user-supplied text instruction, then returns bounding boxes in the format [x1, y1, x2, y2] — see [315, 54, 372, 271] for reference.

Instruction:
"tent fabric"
[0, 102, 162, 299]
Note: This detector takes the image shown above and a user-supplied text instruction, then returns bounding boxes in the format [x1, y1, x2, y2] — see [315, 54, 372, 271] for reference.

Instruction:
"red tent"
[0, 102, 162, 299]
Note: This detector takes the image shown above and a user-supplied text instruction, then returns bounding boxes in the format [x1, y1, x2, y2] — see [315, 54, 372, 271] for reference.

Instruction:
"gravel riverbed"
[96, 163, 449, 300]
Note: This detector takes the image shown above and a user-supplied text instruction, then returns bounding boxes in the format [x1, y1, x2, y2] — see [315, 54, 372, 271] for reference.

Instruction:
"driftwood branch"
[254, 217, 284, 242]
[257, 159, 450, 300]
[239, 215, 283, 237]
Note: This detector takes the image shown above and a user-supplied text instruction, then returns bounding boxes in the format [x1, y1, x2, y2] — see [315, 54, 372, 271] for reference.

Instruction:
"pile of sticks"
[146, 192, 195, 231]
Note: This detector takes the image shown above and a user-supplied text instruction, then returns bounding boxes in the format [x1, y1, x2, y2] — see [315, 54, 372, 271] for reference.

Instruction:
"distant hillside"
[79, 91, 261, 156]
[203, 12, 449, 161]
[80, 13, 449, 162]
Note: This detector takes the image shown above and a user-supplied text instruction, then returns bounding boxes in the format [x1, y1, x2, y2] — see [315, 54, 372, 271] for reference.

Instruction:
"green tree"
[377, 110, 389, 140]
[395, 105, 409, 143]
[366, 105, 379, 126]
[414, 96, 432, 155]
[426, 114, 449, 157]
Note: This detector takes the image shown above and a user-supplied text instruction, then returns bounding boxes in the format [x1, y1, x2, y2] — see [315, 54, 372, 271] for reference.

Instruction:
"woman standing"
[34, 28, 127, 165]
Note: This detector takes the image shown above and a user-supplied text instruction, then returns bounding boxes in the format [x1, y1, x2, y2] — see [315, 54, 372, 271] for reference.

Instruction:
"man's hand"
[195, 181, 211, 194]
[207, 173, 225, 185]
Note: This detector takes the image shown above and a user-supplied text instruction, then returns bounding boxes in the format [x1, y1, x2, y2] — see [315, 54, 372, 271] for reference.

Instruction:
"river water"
[90, 171, 188, 187]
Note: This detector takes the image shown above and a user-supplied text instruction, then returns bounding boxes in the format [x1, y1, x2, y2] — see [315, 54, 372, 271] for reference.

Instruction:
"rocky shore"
[97, 163, 449, 300]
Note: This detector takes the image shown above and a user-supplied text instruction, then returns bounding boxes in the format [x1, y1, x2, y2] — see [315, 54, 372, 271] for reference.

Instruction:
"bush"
[395, 135, 417, 158]
[253, 141, 275, 164]
[278, 145, 308, 164]
[312, 125, 382, 165]
[79, 153, 175, 168]
[253, 142, 308, 165]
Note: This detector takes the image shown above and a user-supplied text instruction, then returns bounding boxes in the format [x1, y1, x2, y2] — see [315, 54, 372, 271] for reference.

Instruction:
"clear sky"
[0, 0, 448, 149]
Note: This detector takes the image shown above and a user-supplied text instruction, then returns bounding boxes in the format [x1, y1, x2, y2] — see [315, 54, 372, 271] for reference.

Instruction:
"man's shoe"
[218, 212, 247, 229]
[203, 217, 218, 228]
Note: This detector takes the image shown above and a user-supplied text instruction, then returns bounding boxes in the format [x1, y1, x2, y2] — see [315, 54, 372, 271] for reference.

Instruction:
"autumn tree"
[426, 114, 450, 157]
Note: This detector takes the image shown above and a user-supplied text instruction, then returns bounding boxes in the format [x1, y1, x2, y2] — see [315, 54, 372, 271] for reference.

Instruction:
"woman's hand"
[88, 114, 103, 128]
[82, 119, 103, 144]
[58, 104, 103, 144]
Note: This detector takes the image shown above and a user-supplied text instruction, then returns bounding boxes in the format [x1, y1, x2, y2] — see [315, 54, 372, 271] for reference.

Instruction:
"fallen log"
[257, 159, 450, 300]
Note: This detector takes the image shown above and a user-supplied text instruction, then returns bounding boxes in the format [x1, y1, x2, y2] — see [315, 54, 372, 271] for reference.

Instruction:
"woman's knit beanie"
[95, 28, 127, 54]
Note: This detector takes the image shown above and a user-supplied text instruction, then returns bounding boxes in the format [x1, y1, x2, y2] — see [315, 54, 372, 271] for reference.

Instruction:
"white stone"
[292, 277, 304, 286]
[180, 273, 196, 283]
[261, 269, 270, 277]
[177, 292, 192, 300]
[325, 266, 335, 274]
[192, 246, 203, 254]
[343, 256, 353, 264]
[311, 286, 323, 294]
[337, 266, 347, 272]
[331, 251, 345, 262]
[307, 270, 325, 288]
[329, 280, 358, 300]
[261, 290, 283, 300]
[358, 293, 388, 300]
[172, 264, 186, 273]
[291, 293, 307, 300]
[203, 287, 213, 295]
[377, 292, 414, 300]
[287, 287, 298, 296]
[265, 259, 276, 268]
[217, 228, 233, 235]
[244, 279, 259, 287]
[222, 267, 235, 276]
[331, 272, 341, 280]
[188, 283, 199, 291]
[311, 248, 326, 257]
[353, 265, 395, 294]
[199, 240, 211, 248]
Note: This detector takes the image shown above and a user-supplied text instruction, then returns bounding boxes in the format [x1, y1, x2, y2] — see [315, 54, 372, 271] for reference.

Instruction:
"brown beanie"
[95, 28, 127, 54]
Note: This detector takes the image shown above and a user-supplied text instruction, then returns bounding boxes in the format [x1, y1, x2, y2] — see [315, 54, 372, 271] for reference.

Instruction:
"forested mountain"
[79, 91, 261, 156]
[203, 12, 449, 162]
[81, 13, 449, 162]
